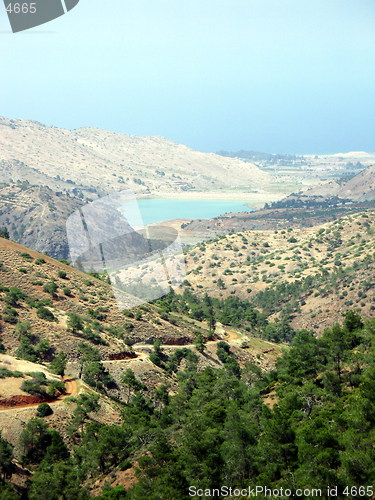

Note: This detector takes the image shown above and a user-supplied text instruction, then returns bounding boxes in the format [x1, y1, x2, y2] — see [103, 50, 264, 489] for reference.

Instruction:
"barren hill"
[333, 164, 375, 201]
[0, 116, 270, 195]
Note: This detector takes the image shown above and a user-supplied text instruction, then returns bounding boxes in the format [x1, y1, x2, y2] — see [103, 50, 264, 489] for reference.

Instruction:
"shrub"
[4, 287, 26, 307]
[15, 338, 37, 362]
[21, 379, 47, 397]
[46, 380, 65, 397]
[87, 308, 106, 321]
[0, 367, 23, 378]
[49, 353, 67, 376]
[37, 307, 55, 322]
[2, 306, 18, 324]
[20, 252, 33, 262]
[36, 403, 53, 417]
[149, 352, 163, 367]
[134, 311, 142, 321]
[58, 270, 67, 279]
[43, 281, 58, 297]
[67, 312, 83, 333]
[31, 280, 43, 286]
[15, 321, 33, 339]
[0, 227, 9, 239]
[118, 460, 132, 471]
[159, 311, 169, 321]
[35, 339, 53, 361]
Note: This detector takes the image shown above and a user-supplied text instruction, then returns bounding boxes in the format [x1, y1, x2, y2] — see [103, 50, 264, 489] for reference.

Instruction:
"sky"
[0, 0, 374, 154]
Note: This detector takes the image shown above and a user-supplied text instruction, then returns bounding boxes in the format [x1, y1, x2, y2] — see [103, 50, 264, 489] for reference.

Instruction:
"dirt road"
[0, 378, 79, 412]
[1, 327, 241, 411]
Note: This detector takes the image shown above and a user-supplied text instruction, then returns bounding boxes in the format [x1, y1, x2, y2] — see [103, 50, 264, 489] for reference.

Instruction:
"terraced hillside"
[184, 211, 375, 331]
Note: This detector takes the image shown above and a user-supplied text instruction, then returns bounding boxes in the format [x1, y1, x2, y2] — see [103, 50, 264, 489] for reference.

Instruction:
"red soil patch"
[107, 352, 139, 361]
[0, 378, 79, 410]
[0, 394, 50, 408]
[159, 336, 192, 345]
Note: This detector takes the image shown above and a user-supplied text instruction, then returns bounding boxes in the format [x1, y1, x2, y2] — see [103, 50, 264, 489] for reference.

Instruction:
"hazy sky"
[1, 0, 374, 154]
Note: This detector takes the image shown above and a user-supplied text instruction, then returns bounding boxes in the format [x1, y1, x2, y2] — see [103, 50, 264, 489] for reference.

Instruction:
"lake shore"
[138, 190, 287, 203]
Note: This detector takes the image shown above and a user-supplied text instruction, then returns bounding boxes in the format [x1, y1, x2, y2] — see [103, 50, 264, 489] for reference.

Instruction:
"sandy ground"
[139, 191, 287, 202]
[0, 377, 28, 398]
[0, 354, 61, 381]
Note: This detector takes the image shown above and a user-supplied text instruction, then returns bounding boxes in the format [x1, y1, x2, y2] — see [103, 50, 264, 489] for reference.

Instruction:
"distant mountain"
[0, 117, 270, 195]
[299, 164, 375, 202]
[216, 150, 303, 162]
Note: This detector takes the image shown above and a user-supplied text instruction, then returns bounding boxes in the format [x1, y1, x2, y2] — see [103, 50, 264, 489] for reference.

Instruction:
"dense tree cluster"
[157, 289, 300, 344]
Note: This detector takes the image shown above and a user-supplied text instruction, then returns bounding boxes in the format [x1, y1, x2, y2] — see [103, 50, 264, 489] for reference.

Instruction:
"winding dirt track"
[225, 330, 241, 341]
[1, 328, 240, 412]
[55, 378, 79, 401]
[0, 378, 79, 412]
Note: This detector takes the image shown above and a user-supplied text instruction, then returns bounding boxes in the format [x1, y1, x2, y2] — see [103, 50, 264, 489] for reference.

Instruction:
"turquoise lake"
[134, 199, 255, 226]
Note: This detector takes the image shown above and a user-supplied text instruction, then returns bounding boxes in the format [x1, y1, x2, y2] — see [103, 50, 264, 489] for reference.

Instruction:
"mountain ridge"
[0, 116, 270, 196]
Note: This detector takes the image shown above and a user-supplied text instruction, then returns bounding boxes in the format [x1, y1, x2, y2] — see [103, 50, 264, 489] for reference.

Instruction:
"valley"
[0, 118, 374, 499]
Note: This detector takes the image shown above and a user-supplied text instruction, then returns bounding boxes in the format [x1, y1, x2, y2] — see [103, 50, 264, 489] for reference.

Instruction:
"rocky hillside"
[0, 159, 91, 194]
[284, 164, 375, 202]
[0, 184, 84, 258]
[0, 116, 270, 195]
[183, 210, 375, 331]
[0, 237, 197, 358]
[310, 164, 375, 201]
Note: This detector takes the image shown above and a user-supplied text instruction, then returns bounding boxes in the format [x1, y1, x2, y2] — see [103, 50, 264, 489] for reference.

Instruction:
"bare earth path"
[0, 378, 79, 412]
[1, 327, 242, 411]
